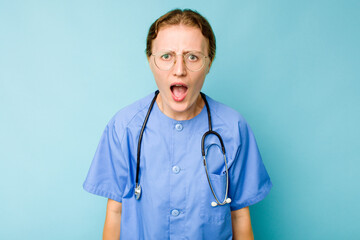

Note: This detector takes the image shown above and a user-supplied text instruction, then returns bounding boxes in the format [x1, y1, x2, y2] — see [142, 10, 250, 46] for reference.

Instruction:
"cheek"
[193, 73, 207, 89]
[152, 71, 169, 89]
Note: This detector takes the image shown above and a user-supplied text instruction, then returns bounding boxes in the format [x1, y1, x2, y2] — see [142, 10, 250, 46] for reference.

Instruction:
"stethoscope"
[134, 90, 231, 207]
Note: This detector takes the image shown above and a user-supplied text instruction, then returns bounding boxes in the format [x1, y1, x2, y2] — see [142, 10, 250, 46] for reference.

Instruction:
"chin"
[169, 102, 190, 113]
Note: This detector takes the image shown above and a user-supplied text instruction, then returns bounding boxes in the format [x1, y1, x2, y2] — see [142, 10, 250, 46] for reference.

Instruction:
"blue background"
[1, 0, 359, 239]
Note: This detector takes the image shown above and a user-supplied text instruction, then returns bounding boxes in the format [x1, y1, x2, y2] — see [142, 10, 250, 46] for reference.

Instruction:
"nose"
[173, 54, 187, 76]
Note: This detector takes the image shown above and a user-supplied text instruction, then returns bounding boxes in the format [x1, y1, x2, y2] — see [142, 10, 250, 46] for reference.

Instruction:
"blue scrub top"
[83, 92, 272, 240]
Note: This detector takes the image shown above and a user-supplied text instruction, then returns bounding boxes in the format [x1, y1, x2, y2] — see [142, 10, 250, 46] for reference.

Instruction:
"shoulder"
[205, 94, 248, 129]
[106, 92, 155, 135]
[204, 94, 255, 163]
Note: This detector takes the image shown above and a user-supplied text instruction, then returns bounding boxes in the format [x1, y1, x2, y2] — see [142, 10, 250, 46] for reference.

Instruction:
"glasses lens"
[154, 52, 175, 71]
[184, 52, 205, 71]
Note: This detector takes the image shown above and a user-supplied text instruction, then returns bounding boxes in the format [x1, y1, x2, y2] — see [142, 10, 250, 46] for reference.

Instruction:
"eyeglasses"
[152, 51, 208, 72]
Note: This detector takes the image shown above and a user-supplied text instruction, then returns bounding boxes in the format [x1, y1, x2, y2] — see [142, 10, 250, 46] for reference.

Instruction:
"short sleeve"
[83, 120, 128, 203]
[229, 121, 272, 211]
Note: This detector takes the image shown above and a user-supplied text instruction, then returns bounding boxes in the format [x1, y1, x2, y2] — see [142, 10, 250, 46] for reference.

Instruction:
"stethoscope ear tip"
[211, 198, 231, 207]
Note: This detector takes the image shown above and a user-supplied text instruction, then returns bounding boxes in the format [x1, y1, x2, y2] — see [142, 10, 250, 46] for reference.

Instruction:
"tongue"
[172, 86, 187, 98]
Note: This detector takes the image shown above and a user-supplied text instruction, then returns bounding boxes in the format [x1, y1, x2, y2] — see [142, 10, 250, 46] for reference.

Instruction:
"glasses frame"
[151, 51, 209, 72]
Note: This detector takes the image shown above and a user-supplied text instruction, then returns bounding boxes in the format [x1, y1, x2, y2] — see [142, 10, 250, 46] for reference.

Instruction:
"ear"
[206, 61, 212, 74]
[148, 56, 156, 73]
[147, 55, 153, 68]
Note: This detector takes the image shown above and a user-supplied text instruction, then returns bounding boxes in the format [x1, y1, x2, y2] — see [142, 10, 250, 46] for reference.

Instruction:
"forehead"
[152, 25, 209, 54]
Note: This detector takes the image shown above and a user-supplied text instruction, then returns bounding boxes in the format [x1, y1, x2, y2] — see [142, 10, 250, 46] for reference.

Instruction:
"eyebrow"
[158, 49, 204, 54]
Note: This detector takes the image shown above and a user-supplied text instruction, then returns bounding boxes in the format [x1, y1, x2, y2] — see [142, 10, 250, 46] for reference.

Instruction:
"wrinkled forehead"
[152, 24, 209, 55]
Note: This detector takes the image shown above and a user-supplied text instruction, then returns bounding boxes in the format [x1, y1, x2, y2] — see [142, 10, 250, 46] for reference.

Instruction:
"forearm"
[103, 199, 122, 240]
[231, 207, 254, 240]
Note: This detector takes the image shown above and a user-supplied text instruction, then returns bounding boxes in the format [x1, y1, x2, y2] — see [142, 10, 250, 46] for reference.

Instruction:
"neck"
[156, 94, 204, 121]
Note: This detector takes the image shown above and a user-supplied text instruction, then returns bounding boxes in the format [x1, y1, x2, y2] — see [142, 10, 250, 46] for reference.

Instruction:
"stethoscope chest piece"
[135, 184, 141, 200]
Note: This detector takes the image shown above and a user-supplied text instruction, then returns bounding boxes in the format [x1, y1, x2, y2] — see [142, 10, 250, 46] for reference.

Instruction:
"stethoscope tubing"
[135, 90, 231, 206]
[135, 90, 159, 198]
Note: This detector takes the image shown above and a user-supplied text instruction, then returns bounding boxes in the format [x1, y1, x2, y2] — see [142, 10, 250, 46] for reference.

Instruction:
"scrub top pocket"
[200, 142, 230, 221]
[200, 172, 231, 224]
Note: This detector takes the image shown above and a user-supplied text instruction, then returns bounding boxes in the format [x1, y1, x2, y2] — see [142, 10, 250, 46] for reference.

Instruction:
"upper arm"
[106, 198, 122, 214]
[231, 206, 250, 220]
[83, 119, 129, 203]
[103, 199, 122, 240]
[228, 120, 272, 211]
[231, 207, 254, 239]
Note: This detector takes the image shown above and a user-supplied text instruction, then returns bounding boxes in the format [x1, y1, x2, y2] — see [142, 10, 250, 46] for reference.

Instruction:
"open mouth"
[170, 83, 188, 102]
